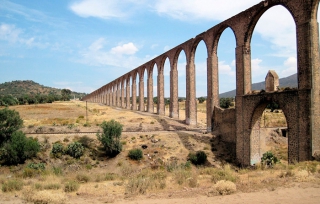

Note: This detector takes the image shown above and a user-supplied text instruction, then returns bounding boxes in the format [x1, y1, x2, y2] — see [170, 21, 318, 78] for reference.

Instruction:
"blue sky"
[0, 0, 318, 97]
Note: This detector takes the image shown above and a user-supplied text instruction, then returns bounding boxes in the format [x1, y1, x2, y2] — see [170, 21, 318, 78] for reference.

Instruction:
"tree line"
[0, 89, 73, 107]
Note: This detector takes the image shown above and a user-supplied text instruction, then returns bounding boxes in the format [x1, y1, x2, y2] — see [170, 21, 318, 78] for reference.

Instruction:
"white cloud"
[0, 23, 21, 42]
[0, 23, 42, 48]
[111, 42, 138, 55]
[78, 38, 148, 69]
[254, 6, 296, 57]
[89, 37, 105, 51]
[219, 61, 235, 76]
[69, 0, 145, 20]
[281, 57, 297, 77]
[251, 58, 263, 73]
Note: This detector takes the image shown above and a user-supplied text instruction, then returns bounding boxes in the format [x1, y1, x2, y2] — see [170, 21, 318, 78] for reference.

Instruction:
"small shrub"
[44, 183, 61, 190]
[105, 173, 116, 181]
[34, 183, 43, 190]
[64, 181, 79, 192]
[78, 135, 93, 148]
[52, 166, 63, 176]
[2, 179, 23, 192]
[174, 169, 192, 185]
[128, 149, 143, 160]
[261, 151, 279, 167]
[188, 151, 207, 165]
[51, 143, 64, 158]
[27, 162, 45, 170]
[201, 165, 237, 183]
[214, 180, 236, 195]
[66, 142, 84, 159]
[76, 173, 90, 183]
[97, 120, 123, 157]
[23, 168, 40, 178]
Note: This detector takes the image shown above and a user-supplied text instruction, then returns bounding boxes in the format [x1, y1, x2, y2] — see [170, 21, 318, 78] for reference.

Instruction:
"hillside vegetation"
[0, 80, 86, 99]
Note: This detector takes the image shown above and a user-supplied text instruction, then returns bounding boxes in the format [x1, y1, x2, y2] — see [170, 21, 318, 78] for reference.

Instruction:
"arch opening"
[250, 6, 297, 91]
[163, 57, 170, 116]
[152, 64, 158, 113]
[194, 40, 208, 128]
[177, 50, 187, 121]
[250, 101, 288, 165]
[217, 27, 236, 109]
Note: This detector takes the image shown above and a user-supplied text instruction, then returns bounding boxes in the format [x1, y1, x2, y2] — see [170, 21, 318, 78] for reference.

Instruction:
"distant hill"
[219, 73, 297, 98]
[0, 80, 86, 99]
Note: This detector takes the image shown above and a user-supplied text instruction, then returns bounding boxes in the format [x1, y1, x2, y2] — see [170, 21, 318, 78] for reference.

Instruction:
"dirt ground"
[0, 101, 319, 204]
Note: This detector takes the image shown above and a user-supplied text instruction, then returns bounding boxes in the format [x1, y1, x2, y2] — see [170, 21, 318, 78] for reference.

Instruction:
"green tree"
[0, 108, 23, 145]
[0, 131, 40, 165]
[61, 89, 72, 101]
[153, 97, 158, 104]
[198, 97, 206, 103]
[97, 120, 123, 157]
[220, 98, 233, 109]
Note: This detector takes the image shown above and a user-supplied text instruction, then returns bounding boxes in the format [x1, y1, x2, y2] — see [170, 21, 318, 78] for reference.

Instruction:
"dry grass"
[0, 101, 319, 203]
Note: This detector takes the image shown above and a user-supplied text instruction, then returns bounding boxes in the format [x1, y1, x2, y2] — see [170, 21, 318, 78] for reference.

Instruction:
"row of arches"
[83, 0, 320, 165]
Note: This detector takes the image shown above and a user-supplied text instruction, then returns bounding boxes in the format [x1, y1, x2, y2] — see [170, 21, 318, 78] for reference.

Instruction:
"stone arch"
[190, 37, 209, 63]
[172, 48, 187, 70]
[245, 92, 300, 165]
[245, 3, 296, 46]
[159, 55, 171, 74]
[212, 25, 238, 55]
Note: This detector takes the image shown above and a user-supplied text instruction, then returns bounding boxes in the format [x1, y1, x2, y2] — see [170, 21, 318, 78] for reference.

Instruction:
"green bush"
[188, 151, 207, 165]
[261, 151, 279, 167]
[51, 143, 64, 158]
[66, 142, 84, 159]
[128, 149, 143, 160]
[0, 131, 40, 165]
[26, 162, 45, 170]
[97, 120, 123, 157]
[0, 108, 23, 145]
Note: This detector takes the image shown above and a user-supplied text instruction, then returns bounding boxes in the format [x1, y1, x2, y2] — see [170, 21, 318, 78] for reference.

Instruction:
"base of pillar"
[170, 112, 179, 119]
[186, 118, 196, 126]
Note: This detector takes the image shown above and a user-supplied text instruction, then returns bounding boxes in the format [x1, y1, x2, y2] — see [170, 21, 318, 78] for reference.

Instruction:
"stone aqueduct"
[82, 0, 320, 166]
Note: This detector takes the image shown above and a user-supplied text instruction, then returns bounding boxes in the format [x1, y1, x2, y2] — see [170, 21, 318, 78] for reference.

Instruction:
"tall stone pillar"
[235, 44, 251, 166]
[186, 62, 196, 125]
[121, 82, 125, 108]
[117, 84, 121, 107]
[106, 90, 109, 106]
[147, 71, 154, 113]
[126, 80, 130, 109]
[157, 72, 165, 115]
[170, 68, 179, 119]
[296, 19, 320, 160]
[139, 74, 144, 111]
[132, 78, 137, 111]
[113, 86, 116, 106]
[206, 54, 218, 131]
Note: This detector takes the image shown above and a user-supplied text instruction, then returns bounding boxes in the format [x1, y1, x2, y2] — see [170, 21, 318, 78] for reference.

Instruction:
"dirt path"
[117, 186, 320, 204]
